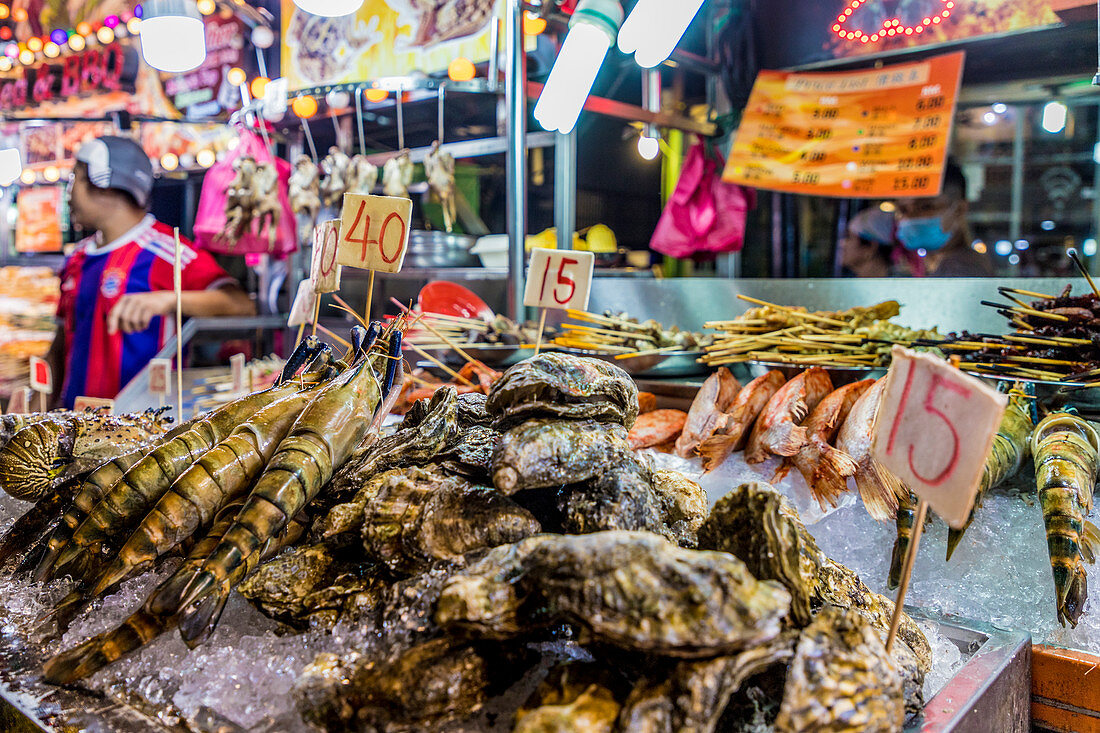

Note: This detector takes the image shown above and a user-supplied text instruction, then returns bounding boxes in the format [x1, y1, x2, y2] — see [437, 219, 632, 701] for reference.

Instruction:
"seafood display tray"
[0, 610, 1029, 732]
[555, 348, 711, 377]
[413, 343, 536, 368]
[742, 360, 888, 386]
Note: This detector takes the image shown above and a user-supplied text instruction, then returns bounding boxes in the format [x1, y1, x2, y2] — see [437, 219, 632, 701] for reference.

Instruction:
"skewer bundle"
[554, 310, 713, 360]
[703, 296, 941, 368]
[934, 284, 1100, 383]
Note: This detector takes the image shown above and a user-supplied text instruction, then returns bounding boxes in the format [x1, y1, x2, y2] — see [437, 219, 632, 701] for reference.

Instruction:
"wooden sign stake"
[885, 497, 928, 653]
[534, 308, 547, 357]
[310, 296, 321, 338]
[365, 269, 376, 324]
[173, 228, 184, 420]
[38, 390, 45, 413]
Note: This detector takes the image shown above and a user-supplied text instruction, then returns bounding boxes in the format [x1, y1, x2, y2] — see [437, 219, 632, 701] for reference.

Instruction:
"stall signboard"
[756, 0, 1083, 68]
[871, 346, 1006, 529]
[15, 186, 63, 253]
[523, 249, 595, 312]
[0, 42, 137, 112]
[28, 356, 51, 395]
[148, 358, 172, 397]
[311, 220, 343, 293]
[723, 51, 963, 198]
[280, 0, 515, 91]
[288, 279, 317, 328]
[337, 194, 412, 274]
[162, 14, 251, 118]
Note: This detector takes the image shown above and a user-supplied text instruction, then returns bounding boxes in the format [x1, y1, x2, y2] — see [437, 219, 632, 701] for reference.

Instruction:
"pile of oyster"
[238, 354, 930, 732]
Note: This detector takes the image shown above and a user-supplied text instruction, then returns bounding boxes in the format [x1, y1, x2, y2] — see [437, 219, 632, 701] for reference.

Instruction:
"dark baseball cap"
[75, 135, 154, 207]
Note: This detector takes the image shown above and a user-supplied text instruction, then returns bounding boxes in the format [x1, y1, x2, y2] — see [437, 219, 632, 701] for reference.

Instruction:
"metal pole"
[554, 129, 577, 251]
[355, 87, 366, 156]
[1010, 108, 1025, 242]
[505, 0, 527, 319]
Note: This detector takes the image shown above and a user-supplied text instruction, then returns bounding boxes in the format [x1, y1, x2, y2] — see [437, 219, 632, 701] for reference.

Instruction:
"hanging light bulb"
[533, 0, 622, 135]
[43, 166, 60, 182]
[365, 87, 388, 102]
[292, 0, 363, 17]
[196, 149, 216, 167]
[618, 0, 704, 68]
[160, 153, 179, 171]
[637, 134, 659, 160]
[226, 66, 246, 86]
[0, 148, 21, 186]
[68, 33, 86, 51]
[19, 169, 35, 185]
[1042, 101, 1067, 134]
[251, 25, 274, 48]
[140, 0, 206, 73]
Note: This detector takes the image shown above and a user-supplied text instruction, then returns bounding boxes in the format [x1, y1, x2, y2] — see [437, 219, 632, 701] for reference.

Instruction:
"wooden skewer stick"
[1067, 249, 1100, 299]
[1002, 334, 1092, 346]
[987, 301, 1073, 322]
[314, 323, 352, 349]
[999, 286, 1056, 300]
[390, 298, 481, 367]
[564, 309, 652, 332]
[534, 309, 547, 357]
[404, 342, 475, 386]
[734, 295, 850, 327]
[615, 345, 681, 360]
[886, 497, 928, 653]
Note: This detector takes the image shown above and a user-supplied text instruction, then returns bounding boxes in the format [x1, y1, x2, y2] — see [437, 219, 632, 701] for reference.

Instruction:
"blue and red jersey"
[57, 216, 236, 408]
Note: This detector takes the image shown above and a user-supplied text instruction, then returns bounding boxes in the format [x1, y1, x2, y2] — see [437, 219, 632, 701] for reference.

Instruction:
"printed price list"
[723, 51, 963, 198]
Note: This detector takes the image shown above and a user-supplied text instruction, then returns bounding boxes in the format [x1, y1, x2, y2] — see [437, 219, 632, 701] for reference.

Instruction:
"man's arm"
[44, 325, 66, 409]
[107, 284, 256, 335]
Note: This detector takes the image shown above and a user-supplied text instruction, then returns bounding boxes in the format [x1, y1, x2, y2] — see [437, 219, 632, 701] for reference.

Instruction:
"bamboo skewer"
[390, 297, 481, 368]
[615, 345, 681, 360]
[999, 286, 1056, 301]
[1068, 249, 1100, 299]
[982, 302, 1071, 322]
[405, 342, 474, 386]
[735, 295, 851, 327]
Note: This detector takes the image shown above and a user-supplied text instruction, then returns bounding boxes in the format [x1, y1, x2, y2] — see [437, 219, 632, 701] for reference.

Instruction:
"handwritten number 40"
[886, 362, 969, 486]
[539, 257, 578, 305]
[344, 201, 407, 264]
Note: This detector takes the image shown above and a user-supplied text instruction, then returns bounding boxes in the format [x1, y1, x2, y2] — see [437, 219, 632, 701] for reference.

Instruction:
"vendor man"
[46, 135, 254, 408]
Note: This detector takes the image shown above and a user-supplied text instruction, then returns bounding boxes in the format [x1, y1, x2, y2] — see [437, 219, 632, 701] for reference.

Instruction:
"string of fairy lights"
[0, 3, 144, 71]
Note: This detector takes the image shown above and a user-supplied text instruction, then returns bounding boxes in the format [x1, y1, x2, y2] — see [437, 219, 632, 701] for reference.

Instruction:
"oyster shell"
[557, 455, 666, 539]
[697, 483, 931, 676]
[326, 386, 460, 504]
[618, 631, 798, 733]
[492, 418, 631, 494]
[362, 467, 541, 575]
[436, 424, 499, 483]
[486, 353, 638, 428]
[401, 390, 491, 430]
[515, 664, 622, 733]
[238, 544, 337, 625]
[775, 606, 905, 733]
[435, 530, 791, 658]
[650, 469, 708, 548]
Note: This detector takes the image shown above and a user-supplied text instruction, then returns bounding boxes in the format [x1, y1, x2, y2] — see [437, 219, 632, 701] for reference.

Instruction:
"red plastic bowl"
[417, 281, 495, 321]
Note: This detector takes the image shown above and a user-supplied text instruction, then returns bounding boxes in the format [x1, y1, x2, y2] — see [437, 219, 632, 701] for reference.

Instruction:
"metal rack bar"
[505, 0, 528, 320]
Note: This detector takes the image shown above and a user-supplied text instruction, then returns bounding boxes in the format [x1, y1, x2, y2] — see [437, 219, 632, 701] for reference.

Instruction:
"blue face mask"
[896, 215, 952, 252]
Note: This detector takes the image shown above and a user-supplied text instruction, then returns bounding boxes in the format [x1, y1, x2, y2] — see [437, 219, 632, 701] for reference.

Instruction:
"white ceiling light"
[1042, 101, 1067, 134]
[618, 0, 704, 68]
[533, 0, 622, 135]
[637, 135, 659, 160]
[293, 0, 364, 16]
[140, 0, 206, 73]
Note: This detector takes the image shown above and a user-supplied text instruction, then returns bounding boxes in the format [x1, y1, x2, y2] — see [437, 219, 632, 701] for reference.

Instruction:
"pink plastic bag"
[650, 139, 756, 258]
[193, 127, 297, 258]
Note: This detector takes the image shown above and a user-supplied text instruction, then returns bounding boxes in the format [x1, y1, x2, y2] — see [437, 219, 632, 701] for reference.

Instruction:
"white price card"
[311, 220, 343, 293]
[74, 396, 114, 412]
[336, 193, 413, 274]
[148, 358, 172, 396]
[7, 386, 29, 414]
[523, 249, 595, 311]
[288, 279, 317, 328]
[871, 346, 1007, 529]
[230, 353, 247, 395]
[29, 356, 52, 394]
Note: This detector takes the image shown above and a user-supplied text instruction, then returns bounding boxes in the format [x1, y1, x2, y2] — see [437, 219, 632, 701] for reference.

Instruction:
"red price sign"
[148, 358, 171, 396]
[336, 193, 413, 274]
[311, 220, 342, 294]
[73, 396, 114, 413]
[29, 356, 52, 394]
[871, 347, 1007, 529]
[523, 249, 595, 311]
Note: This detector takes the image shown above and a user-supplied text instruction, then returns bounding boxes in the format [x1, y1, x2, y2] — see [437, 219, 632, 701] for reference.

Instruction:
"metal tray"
[556, 348, 711, 377]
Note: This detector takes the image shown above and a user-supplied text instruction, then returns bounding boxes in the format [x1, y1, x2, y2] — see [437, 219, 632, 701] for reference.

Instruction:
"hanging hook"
[301, 118, 318, 163]
[396, 90, 405, 150]
[355, 86, 366, 156]
[437, 82, 446, 145]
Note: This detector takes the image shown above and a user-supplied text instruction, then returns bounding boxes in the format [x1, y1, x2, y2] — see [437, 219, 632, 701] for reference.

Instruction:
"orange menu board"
[723, 51, 964, 198]
[15, 186, 63, 253]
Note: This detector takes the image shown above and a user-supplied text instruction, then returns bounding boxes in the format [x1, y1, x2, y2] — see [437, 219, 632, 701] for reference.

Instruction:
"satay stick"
[404, 342, 474, 386]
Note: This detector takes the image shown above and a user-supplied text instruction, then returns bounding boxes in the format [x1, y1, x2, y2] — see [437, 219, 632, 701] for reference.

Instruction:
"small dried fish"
[674, 367, 741, 457]
[744, 367, 833, 464]
[698, 370, 786, 472]
[835, 377, 907, 521]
